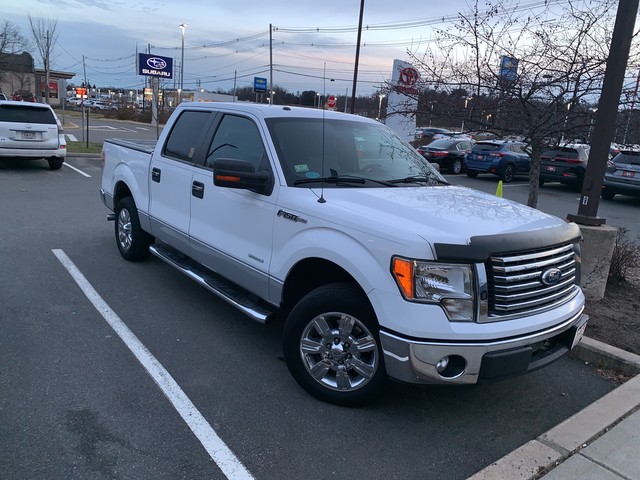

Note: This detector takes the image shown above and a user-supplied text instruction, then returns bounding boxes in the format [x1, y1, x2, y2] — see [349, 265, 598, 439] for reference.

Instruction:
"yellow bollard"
[495, 180, 503, 197]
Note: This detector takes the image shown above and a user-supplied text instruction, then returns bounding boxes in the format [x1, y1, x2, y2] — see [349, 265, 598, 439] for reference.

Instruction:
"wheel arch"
[113, 180, 133, 207]
[280, 258, 370, 316]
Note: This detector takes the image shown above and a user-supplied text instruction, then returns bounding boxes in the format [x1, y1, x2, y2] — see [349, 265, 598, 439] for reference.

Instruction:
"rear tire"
[466, 171, 478, 178]
[601, 189, 616, 200]
[501, 164, 516, 183]
[283, 283, 387, 407]
[114, 197, 153, 261]
[451, 159, 463, 174]
[48, 158, 63, 170]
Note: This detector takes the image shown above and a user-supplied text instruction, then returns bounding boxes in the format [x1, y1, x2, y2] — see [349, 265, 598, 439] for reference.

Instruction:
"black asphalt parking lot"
[0, 155, 622, 480]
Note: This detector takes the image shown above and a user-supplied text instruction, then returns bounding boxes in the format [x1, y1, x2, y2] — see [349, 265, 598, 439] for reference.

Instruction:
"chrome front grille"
[486, 242, 580, 317]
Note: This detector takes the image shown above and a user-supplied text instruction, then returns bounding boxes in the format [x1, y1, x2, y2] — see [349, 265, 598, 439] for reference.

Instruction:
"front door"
[189, 113, 277, 300]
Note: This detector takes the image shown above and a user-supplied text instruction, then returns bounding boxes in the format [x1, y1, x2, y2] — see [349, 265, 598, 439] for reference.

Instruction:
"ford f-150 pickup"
[100, 102, 588, 406]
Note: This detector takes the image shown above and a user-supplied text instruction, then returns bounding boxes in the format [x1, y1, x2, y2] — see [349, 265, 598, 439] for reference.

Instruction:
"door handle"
[192, 181, 205, 199]
[151, 168, 161, 183]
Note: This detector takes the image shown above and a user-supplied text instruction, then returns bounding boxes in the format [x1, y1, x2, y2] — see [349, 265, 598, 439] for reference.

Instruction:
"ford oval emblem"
[541, 267, 562, 286]
[146, 57, 167, 70]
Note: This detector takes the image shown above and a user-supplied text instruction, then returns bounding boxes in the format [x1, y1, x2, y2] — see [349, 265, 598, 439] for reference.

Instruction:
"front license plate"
[546, 165, 556, 172]
[21, 132, 36, 139]
[622, 170, 635, 178]
[571, 321, 588, 349]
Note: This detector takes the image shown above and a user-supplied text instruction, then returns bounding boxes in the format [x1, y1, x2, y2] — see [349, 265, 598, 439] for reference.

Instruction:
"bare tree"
[0, 20, 30, 88]
[406, 0, 626, 208]
[28, 13, 58, 104]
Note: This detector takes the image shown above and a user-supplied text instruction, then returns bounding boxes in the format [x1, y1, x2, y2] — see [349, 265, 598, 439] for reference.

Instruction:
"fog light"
[436, 356, 450, 373]
[435, 355, 466, 379]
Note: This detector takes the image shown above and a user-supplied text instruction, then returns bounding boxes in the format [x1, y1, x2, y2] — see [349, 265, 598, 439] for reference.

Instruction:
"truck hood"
[308, 185, 566, 245]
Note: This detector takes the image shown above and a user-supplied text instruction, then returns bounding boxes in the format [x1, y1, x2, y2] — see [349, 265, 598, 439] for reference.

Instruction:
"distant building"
[0, 51, 75, 106]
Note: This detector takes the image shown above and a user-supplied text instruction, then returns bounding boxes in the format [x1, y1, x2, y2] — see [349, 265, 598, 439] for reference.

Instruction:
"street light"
[378, 93, 385, 120]
[178, 23, 187, 100]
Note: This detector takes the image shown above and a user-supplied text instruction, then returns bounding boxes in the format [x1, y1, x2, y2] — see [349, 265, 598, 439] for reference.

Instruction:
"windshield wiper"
[293, 175, 399, 187]
[388, 175, 450, 185]
[293, 176, 366, 185]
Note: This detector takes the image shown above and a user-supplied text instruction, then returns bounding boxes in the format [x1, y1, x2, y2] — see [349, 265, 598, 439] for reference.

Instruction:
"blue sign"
[138, 53, 173, 79]
[254, 77, 267, 93]
[499, 56, 519, 82]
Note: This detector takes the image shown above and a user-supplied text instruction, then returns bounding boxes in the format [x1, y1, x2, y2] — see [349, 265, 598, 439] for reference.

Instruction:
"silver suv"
[0, 100, 66, 169]
[601, 150, 640, 200]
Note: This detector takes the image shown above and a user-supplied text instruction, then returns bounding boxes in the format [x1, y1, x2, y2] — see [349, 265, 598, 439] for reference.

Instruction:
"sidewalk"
[469, 337, 640, 480]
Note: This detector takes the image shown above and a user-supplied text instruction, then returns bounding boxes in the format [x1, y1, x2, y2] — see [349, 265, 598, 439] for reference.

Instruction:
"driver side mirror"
[213, 158, 273, 196]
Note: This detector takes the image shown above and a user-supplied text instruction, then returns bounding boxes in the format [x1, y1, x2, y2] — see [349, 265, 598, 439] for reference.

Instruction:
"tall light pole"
[179, 23, 187, 102]
[378, 93, 385, 120]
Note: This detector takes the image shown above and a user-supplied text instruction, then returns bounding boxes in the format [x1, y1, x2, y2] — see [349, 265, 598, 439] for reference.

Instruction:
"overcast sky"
[3, 0, 560, 95]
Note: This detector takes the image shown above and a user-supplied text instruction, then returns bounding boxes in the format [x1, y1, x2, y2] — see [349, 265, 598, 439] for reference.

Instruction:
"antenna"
[318, 106, 327, 203]
[318, 63, 327, 204]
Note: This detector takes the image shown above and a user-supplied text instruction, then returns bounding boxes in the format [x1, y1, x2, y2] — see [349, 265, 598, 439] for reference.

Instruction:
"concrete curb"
[468, 336, 640, 480]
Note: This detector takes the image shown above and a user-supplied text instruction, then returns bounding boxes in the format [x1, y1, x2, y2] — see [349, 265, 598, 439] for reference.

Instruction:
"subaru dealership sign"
[138, 54, 173, 78]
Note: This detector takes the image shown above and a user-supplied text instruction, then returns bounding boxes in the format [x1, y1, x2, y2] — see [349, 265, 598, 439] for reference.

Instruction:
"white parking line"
[51, 249, 255, 480]
[63, 162, 91, 177]
[66, 134, 78, 142]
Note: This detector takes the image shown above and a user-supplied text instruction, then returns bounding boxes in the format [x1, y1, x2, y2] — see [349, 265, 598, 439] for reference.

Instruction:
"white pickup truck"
[100, 102, 588, 406]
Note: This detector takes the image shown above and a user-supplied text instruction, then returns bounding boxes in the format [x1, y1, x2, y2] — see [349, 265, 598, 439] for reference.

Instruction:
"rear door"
[0, 103, 60, 151]
[509, 143, 530, 173]
[148, 109, 215, 254]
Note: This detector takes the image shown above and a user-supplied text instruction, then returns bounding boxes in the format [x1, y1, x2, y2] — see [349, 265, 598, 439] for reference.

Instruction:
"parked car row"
[65, 98, 119, 111]
[415, 133, 639, 201]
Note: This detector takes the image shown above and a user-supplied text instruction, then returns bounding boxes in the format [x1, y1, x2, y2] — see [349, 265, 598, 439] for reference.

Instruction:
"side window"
[206, 115, 267, 170]
[163, 110, 211, 163]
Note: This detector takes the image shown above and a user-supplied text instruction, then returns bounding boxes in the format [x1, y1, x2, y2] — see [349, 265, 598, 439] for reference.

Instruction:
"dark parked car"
[601, 150, 640, 200]
[416, 137, 474, 174]
[464, 140, 530, 182]
[414, 127, 453, 144]
[539, 144, 591, 191]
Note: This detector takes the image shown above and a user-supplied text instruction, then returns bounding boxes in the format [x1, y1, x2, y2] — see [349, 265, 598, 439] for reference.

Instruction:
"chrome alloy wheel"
[300, 312, 379, 392]
[117, 208, 133, 252]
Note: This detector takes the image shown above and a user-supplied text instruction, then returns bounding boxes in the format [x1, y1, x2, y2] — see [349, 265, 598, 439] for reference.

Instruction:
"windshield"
[266, 117, 445, 187]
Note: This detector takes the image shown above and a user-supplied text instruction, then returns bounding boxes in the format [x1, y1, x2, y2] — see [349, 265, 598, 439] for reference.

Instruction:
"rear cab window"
[162, 110, 212, 163]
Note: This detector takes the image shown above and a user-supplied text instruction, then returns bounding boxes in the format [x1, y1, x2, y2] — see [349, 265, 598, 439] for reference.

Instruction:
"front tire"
[466, 170, 478, 178]
[114, 197, 153, 261]
[283, 283, 387, 407]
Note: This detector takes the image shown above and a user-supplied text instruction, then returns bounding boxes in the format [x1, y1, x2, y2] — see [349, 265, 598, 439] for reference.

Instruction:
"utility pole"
[567, 0, 639, 225]
[350, 0, 365, 114]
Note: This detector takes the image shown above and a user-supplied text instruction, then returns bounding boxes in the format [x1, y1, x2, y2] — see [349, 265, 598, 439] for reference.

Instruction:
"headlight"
[392, 257, 475, 321]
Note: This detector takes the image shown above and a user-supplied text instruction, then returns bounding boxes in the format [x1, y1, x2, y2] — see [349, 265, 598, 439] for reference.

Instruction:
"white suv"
[0, 100, 66, 169]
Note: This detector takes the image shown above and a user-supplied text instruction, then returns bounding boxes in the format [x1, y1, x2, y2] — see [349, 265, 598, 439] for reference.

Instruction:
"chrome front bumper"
[380, 310, 588, 385]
